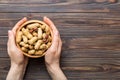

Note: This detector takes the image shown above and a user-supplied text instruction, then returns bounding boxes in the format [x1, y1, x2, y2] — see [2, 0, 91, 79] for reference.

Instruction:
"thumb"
[8, 30, 16, 48]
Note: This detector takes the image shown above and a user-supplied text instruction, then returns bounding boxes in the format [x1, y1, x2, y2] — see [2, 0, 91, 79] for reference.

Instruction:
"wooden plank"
[0, 0, 119, 12]
[1, 25, 120, 37]
[0, 37, 8, 57]
[0, 0, 117, 4]
[1, 13, 120, 20]
[0, 13, 120, 37]
[0, 58, 120, 79]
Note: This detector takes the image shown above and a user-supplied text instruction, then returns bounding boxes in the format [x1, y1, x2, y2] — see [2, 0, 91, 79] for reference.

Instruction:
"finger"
[47, 31, 59, 54]
[44, 16, 59, 35]
[57, 36, 62, 56]
[7, 30, 11, 56]
[44, 17, 61, 58]
[12, 17, 27, 34]
[8, 30, 24, 57]
[8, 30, 16, 49]
[7, 30, 10, 47]
[44, 17, 59, 48]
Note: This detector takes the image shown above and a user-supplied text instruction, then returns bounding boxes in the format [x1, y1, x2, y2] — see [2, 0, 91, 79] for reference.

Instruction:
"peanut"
[22, 35, 28, 43]
[34, 40, 42, 50]
[35, 50, 43, 55]
[28, 45, 34, 49]
[33, 27, 38, 32]
[27, 23, 40, 29]
[22, 28, 33, 39]
[28, 50, 35, 55]
[19, 42, 29, 48]
[32, 32, 38, 37]
[28, 37, 38, 45]
[47, 42, 52, 48]
[16, 31, 23, 43]
[21, 47, 28, 52]
[42, 33, 49, 43]
[42, 33, 48, 39]
[48, 35, 52, 42]
[43, 38, 48, 43]
[40, 25, 46, 30]
[45, 26, 50, 32]
[38, 28, 43, 39]
[29, 29, 34, 33]
[40, 44, 47, 50]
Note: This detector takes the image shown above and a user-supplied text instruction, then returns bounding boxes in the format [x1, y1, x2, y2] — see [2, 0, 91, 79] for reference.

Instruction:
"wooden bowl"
[15, 20, 52, 58]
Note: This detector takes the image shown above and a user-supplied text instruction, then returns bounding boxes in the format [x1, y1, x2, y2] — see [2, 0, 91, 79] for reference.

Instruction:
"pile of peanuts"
[16, 22, 52, 56]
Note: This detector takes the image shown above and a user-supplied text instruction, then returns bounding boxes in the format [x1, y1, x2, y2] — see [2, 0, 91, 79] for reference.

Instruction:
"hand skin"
[6, 17, 28, 80]
[44, 17, 67, 80]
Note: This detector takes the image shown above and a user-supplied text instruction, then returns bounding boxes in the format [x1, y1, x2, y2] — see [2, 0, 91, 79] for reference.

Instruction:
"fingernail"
[43, 16, 47, 21]
[44, 16, 47, 18]
[8, 30, 11, 36]
[23, 17, 27, 20]
[44, 16, 48, 19]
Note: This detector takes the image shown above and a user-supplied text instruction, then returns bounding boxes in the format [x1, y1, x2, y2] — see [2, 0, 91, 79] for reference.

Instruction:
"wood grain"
[0, 0, 117, 4]
[0, 58, 120, 79]
[0, 13, 120, 36]
[0, 34, 120, 58]
[0, 0, 119, 12]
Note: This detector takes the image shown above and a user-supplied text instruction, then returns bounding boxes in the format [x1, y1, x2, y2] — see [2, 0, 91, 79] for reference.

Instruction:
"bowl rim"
[16, 20, 52, 58]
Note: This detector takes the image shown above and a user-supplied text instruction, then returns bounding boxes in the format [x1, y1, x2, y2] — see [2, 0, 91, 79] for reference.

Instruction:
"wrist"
[46, 64, 67, 80]
[11, 63, 27, 76]
[46, 64, 61, 73]
[11, 59, 28, 70]
[6, 64, 27, 80]
[11, 63, 25, 71]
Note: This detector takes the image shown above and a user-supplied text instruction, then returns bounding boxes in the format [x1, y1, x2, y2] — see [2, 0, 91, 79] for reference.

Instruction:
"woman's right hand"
[44, 17, 67, 80]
